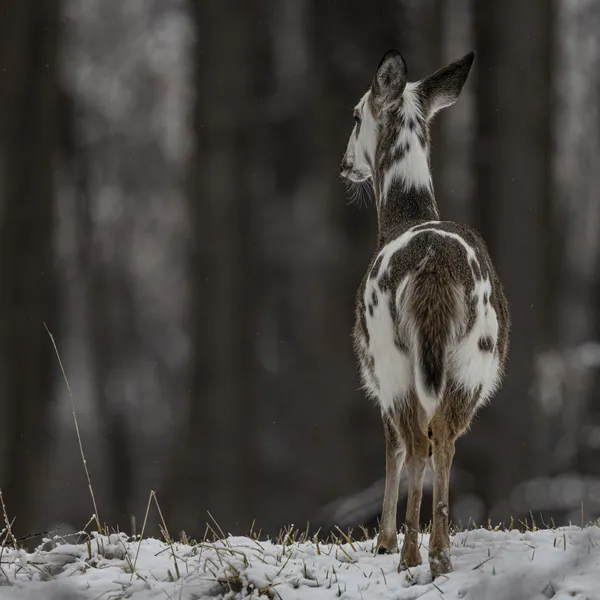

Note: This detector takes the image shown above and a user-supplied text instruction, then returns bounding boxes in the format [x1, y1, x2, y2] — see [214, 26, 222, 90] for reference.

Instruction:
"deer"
[340, 50, 509, 578]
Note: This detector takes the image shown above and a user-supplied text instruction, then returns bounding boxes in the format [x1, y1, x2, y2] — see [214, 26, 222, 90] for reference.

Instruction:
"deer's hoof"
[429, 549, 453, 578]
[399, 549, 422, 571]
[376, 538, 398, 554]
[398, 559, 417, 573]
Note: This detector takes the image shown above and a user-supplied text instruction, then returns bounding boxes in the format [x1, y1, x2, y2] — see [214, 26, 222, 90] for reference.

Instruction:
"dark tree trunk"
[163, 0, 260, 536]
[432, 0, 475, 225]
[0, 0, 60, 535]
[306, 0, 401, 516]
[549, 0, 600, 498]
[72, 154, 135, 531]
[472, 0, 554, 519]
[87, 259, 136, 530]
[164, 0, 405, 537]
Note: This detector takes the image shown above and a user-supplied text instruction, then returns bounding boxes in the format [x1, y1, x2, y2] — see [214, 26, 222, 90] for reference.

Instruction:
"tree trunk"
[549, 0, 600, 495]
[163, 0, 259, 536]
[0, 0, 60, 535]
[473, 0, 553, 520]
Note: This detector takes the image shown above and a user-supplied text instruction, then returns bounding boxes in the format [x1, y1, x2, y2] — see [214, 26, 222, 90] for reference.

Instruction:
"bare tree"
[0, 0, 61, 534]
[473, 0, 554, 519]
[163, 0, 260, 536]
[539, 0, 600, 497]
[56, 0, 193, 532]
[164, 0, 406, 537]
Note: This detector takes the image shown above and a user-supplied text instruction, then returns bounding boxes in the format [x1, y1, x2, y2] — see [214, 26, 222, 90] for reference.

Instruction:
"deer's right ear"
[419, 52, 475, 119]
[371, 50, 407, 108]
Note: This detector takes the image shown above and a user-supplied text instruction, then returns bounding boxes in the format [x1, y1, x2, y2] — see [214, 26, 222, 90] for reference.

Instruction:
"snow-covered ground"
[1, 526, 600, 599]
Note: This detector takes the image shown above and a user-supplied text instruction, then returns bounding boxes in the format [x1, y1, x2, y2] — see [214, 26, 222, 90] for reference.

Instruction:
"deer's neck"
[371, 104, 440, 243]
[374, 160, 439, 245]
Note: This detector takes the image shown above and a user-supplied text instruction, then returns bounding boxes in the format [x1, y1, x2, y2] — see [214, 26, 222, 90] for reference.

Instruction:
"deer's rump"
[354, 221, 506, 416]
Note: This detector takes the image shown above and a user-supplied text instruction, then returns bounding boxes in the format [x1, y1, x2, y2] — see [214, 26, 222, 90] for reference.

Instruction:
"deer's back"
[354, 220, 509, 414]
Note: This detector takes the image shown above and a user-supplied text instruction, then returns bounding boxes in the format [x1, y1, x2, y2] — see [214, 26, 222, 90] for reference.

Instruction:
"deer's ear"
[420, 51, 475, 119]
[371, 50, 407, 108]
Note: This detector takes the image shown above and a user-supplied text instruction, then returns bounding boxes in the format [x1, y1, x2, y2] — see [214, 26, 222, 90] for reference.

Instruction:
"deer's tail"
[407, 260, 461, 415]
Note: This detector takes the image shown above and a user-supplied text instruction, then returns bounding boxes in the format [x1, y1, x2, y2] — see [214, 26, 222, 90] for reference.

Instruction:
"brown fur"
[345, 51, 510, 578]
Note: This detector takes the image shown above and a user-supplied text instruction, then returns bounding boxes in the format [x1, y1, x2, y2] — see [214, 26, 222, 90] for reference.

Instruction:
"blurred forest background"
[1, 0, 600, 545]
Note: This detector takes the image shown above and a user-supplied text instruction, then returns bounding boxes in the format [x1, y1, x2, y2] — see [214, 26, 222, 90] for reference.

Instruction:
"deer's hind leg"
[428, 385, 479, 578]
[396, 393, 430, 570]
[377, 410, 405, 554]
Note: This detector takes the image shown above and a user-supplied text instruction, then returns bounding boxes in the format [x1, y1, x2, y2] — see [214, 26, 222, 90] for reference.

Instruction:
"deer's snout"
[340, 158, 352, 175]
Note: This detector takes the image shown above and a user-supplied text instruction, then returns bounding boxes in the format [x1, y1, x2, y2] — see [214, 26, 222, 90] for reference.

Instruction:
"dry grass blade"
[44, 322, 101, 533]
[152, 491, 180, 580]
[335, 526, 357, 552]
[472, 555, 495, 570]
[131, 489, 154, 581]
[431, 580, 445, 594]
[0, 490, 16, 585]
[206, 511, 227, 541]
[0, 490, 17, 547]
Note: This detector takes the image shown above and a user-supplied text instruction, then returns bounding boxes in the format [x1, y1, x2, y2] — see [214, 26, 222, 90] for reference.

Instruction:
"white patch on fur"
[391, 85, 421, 153]
[343, 91, 377, 181]
[448, 277, 501, 403]
[342, 83, 432, 194]
[413, 364, 440, 417]
[362, 280, 412, 412]
[401, 83, 423, 122]
[382, 84, 432, 198]
[363, 223, 501, 415]
[427, 93, 457, 118]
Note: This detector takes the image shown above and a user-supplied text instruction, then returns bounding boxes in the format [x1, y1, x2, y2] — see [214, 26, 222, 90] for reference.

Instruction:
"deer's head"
[340, 50, 475, 196]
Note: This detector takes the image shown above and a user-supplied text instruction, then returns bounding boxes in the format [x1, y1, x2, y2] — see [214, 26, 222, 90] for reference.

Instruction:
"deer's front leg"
[377, 412, 404, 554]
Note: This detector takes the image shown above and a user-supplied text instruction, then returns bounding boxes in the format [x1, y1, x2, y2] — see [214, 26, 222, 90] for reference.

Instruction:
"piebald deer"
[340, 50, 509, 577]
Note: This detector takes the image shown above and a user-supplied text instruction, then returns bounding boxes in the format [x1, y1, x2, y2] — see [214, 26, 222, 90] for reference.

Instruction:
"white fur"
[383, 84, 432, 198]
[400, 83, 423, 121]
[343, 92, 377, 182]
[382, 146, 432, 199]
[344, 72, 500, 416]
[391, 84, 423, 153]
[342, 84, 433, 193]
[448, 277, 501, 404]
[361, 225, 501, 415]
[362, 280, 412, 412]
[426, 92, 458, 119]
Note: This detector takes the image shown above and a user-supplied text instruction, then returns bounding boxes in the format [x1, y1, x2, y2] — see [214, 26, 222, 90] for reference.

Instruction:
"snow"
[1, 526, 600, 599]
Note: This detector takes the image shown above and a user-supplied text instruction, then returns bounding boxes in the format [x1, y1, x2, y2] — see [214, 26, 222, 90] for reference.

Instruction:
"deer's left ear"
[420, 52, 475, 119]
[371, 50, 407, 108]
